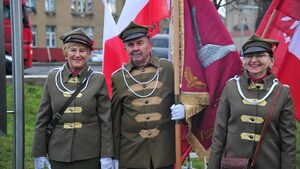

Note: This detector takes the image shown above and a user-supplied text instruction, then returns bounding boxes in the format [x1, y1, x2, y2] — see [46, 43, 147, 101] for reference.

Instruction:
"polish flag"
[117, 0, 170, 38]
[278, 25, 300, 121]
[256, 0, 300, 121]
[102, 0, 129, 97]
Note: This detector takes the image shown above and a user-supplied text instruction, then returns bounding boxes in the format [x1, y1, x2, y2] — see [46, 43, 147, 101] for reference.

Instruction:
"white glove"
[113, 159, 119, 169]
[34, 156, 51, 169]
[100, 157, 114, 169]
[170, 104, 185, 120]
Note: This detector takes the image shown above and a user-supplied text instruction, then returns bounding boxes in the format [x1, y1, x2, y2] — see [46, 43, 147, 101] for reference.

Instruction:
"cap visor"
[123, 33, 147, 42]
[243, 46, 269, 55]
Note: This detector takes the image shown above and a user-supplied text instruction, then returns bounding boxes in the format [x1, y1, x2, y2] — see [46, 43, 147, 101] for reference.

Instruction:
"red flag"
[102, 0, 129, 97]
[256, 0, 300, 121]
[180, 0, 243, 160]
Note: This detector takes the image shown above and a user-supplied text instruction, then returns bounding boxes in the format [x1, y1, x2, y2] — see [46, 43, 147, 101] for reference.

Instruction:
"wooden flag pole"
[262, 9, 277, 38]
[173, 0, 182, 168]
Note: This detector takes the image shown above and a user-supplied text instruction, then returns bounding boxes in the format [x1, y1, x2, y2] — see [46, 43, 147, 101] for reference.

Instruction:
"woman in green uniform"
[208, 34, 296, 169]
[32, 28, 114, 169]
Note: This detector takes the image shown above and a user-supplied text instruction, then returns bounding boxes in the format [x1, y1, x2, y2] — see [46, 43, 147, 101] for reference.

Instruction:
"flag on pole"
[117, 0, 170, 38]
[180, 0, 243, 160]
[169, 0, 193, 164]
[256, 0, 300, 121]
[102, 0, 129, 97]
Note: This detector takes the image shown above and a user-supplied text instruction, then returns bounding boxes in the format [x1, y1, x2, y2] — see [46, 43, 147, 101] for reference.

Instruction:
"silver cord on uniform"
[55, 64, 93, 93]
[234, 76, 278, 105]
[121, 64, 159, 98]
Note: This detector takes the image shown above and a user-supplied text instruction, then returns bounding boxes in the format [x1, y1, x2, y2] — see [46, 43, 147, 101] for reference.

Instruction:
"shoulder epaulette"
[111, 67, 122, 76]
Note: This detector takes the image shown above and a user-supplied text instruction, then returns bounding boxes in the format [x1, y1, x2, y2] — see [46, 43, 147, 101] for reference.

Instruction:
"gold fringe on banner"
[178, 0, 212, 163]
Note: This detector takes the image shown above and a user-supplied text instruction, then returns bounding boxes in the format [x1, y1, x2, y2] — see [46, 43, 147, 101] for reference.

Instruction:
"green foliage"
[0, 83, 42, 169]
[0, 83, 300, 169]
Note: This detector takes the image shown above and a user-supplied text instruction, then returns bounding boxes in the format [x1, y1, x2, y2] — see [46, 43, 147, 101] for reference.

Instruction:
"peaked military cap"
[242, 34, 279, 55]
[59, 28, 93, 49]
[118, 21, 149, 42]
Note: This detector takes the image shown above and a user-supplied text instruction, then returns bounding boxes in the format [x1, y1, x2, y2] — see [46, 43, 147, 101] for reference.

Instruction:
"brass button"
[143, 84, 147, 88]
[141, 68, 145, 72]
[146, 115, 150, 120]
[250, 117, 255, 121]
[145, 100, 149, 104]
[147, 131, 151, 136]
[256, 86, 261, 89]
[249, 135, 253, 139]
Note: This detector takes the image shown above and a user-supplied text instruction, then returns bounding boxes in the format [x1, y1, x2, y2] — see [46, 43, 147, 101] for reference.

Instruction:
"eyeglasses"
[244, 52, 270, 59]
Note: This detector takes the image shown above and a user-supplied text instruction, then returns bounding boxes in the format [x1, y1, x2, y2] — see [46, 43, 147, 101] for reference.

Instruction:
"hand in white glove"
[100, 157, 114, 169]
[170, 104, 185, 120]
[34, 156, 51, 169]
[113, 159, 119, 169]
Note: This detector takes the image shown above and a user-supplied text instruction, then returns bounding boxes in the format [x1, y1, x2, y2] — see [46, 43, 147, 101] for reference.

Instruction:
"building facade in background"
[26, 0, 262, 61]
[27, 0, 126, 62]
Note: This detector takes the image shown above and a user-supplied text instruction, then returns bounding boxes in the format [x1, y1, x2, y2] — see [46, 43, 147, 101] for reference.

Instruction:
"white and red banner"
[117, 0, 170, 38]
[102, 0, 129, 97]
[102, 0, 170, 97]
[256, 0, 300, 121]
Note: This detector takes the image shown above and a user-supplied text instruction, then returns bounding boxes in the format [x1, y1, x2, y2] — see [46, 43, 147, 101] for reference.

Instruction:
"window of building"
[46, 26, 56, 47]
[26, 0, 36, 14]
[26, 0, 36, 8]
[31, 25, 37, 47]
[45, 0, 56, 14]
[3, 5, 10, 19]
[71, 0, 93, 16]
[72, 26, 94, 40]
[108, 0, 117, 16]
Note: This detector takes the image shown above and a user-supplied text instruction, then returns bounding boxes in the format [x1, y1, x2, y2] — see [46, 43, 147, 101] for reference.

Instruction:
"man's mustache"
[131, 51, 142, 55]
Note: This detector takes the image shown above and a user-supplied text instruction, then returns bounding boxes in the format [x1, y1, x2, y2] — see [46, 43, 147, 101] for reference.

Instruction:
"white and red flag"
[102, 0, 128, 97]
[102, 0, 170, 97]
[256, 0, 300, 121]
[117, 0, 170, 38]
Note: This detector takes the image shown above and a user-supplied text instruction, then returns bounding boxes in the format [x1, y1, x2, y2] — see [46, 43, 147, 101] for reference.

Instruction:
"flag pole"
[173, 0, 182, 168]
[261, 9, 277, 38]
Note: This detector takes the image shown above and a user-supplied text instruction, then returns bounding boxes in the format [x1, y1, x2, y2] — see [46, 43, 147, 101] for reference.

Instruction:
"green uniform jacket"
[111, 56, 175, 168]
[32, 64, 113, 162]
[208, 71, 296, 169]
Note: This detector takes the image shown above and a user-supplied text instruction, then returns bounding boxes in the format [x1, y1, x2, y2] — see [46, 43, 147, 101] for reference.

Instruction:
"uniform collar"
[124, 54, 161, 72]
[61, 63, 89, 83]
[240, 70, 276, 90]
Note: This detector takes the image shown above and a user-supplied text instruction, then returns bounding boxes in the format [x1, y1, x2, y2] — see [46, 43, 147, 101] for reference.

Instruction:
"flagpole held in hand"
[173, 0, 182, 168]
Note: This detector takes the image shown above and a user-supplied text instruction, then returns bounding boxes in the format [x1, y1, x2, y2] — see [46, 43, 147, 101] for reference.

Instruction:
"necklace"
[234, 76, 278, 105]
[121, 64, 160, 98]
[55, 64, 92, 94]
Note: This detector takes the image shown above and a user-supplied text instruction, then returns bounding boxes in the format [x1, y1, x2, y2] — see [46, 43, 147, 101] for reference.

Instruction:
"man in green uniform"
[111, 21, 185, 169]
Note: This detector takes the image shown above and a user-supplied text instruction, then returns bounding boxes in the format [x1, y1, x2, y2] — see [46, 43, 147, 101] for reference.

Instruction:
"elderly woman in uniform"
[32, 28, 114, 169]
[208, 34, 296, 169]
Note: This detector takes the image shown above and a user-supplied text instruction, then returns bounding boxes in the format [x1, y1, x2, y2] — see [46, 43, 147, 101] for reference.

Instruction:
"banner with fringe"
[180, 0, 243, 161]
